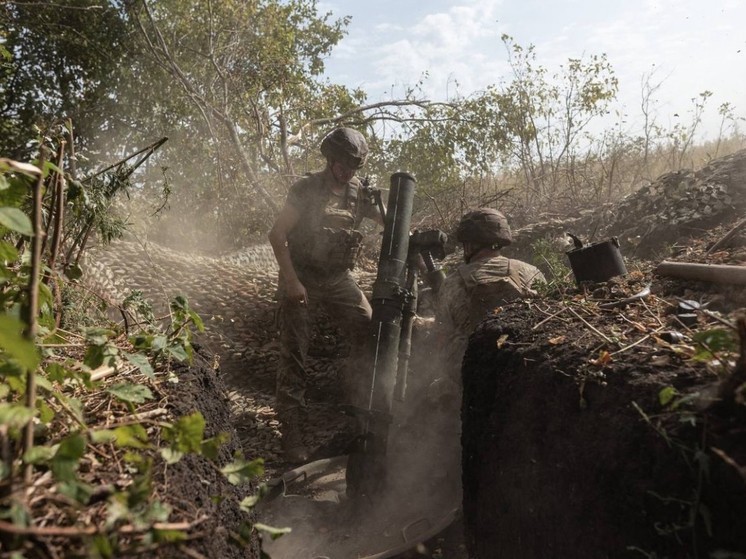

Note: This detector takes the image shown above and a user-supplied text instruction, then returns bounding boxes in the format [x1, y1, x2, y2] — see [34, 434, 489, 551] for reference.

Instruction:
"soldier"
[268, 127, 382, 463]
[420, 208, 545, 558]
[434, 207, 545, 383]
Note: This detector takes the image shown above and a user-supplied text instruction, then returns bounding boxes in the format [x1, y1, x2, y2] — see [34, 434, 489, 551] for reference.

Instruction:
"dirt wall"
[461, 303, 746, 559]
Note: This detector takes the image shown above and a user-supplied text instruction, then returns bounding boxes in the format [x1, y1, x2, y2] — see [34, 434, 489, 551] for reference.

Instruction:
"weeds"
[530, 237, 574, 295]
[0, 149, 276, 557]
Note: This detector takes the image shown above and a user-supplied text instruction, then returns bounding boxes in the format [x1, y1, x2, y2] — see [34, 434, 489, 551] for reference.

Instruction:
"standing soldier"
[268, 127, 382, 463]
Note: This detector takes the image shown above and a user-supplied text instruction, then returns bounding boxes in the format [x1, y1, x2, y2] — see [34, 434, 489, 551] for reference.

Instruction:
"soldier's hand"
[285, 278, 308, 306]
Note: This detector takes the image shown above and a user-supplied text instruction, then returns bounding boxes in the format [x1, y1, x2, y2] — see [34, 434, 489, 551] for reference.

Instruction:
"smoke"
[258, 318, 462, 559]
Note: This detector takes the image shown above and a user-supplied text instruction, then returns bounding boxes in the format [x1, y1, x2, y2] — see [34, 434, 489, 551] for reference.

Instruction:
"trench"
[461, 301, 746, 559]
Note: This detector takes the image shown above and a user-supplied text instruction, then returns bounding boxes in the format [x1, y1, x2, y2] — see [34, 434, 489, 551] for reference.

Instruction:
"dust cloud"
[259, 322, 463, 559]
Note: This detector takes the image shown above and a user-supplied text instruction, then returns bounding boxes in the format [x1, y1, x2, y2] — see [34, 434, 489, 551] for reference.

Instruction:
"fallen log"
[655, 260, 746, 285]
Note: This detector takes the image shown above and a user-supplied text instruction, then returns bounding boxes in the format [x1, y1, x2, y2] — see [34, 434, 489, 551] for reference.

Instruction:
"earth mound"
[461, 222, 746, 558]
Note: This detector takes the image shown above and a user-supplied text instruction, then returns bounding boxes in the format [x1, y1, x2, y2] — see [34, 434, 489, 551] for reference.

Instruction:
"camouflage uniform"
[277, 169, 378, 412]
[435, 255, 545, 382]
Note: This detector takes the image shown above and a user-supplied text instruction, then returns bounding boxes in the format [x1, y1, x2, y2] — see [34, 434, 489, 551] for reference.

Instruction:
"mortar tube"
[346, 172, 416, 500]
[394, 252, 419, 402]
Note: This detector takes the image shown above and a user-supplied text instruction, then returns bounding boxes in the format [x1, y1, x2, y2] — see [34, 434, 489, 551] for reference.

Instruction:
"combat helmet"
[320, 127, 369, 169]
[456, 208, 512, 247]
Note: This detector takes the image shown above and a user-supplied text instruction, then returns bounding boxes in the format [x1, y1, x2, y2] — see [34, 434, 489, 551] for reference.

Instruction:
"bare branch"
[287, 99, 454, 145]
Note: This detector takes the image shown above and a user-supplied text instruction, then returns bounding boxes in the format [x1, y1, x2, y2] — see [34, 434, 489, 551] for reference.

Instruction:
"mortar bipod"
[394, 229, 447, 403]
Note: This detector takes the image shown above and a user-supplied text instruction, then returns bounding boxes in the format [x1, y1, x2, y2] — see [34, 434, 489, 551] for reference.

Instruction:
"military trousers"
[276, 270, 372, 416]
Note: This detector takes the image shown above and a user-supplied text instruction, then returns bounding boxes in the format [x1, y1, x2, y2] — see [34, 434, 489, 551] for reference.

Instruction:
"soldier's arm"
[268, 204, 306, 303]
[520, 262, 547, 294]
[433, 283, 469, 382]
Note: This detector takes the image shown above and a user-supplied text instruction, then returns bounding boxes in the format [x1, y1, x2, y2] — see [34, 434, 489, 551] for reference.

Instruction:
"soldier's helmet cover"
[455, 208, 513, 247]
[320, 127, 369, 169]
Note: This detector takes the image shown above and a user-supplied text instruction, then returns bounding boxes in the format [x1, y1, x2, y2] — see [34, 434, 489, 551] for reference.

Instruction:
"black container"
[566, 237, 627, 284]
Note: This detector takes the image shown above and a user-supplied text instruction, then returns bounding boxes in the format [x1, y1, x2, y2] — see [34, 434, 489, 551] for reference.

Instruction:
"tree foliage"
[2, 2, 743, 245]
[0, 0, 130, 159]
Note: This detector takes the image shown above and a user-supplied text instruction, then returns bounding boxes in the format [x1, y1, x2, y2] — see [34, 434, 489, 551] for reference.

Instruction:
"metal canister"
[566, 237, 627, 284]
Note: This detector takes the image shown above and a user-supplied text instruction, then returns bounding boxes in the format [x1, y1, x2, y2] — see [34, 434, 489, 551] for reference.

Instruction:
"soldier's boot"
[280, 409, 309, 464]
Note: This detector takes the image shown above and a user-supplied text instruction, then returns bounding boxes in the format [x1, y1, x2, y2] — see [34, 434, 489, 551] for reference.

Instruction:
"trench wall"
[461, 311, 746, 559]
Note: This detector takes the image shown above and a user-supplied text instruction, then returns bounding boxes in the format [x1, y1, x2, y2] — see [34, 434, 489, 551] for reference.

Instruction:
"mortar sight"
[409, 229, 447, 261]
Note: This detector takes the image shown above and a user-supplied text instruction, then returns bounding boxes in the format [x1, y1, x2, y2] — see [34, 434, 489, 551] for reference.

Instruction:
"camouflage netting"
[81, 239, 379, 464]
[83, 239, 377, 377]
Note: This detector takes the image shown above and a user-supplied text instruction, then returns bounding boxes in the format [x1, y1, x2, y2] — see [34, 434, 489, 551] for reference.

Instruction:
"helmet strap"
[464, 243, 501, 264]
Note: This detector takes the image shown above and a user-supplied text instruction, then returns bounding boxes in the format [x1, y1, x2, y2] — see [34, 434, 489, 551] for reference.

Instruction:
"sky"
[318, 0, 746, 141]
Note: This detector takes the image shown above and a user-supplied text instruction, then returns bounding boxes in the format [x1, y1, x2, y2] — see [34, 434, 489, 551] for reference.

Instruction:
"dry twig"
[532, 305, 569, 330]
[0, 516, 208, 538]
[567, 306, 614, 345]
[706, 217, 746, 255]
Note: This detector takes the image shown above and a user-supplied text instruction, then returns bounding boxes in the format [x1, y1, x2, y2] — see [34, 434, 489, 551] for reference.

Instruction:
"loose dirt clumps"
[158, 351, 261, 559]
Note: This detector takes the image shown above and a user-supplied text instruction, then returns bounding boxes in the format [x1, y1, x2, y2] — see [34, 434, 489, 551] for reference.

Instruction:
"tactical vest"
[458, 257, 524, 330]
[288, 176, 364, 276]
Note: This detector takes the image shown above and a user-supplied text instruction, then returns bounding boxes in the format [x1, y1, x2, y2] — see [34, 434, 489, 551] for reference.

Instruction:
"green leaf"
[253, 522, 291, 540]
[112, 424, 150, 449]
[0, 501, 30, 526]
[84, 344, 113, 369]
[189, 310, 205, 332]
[144, 500, 171, 523]
[166, 344, 189, 362]
[34, 374, 52, 392]
[51, 433, 86, 482]
[23, 445, 56, 464]
[38, 282, 54, 311]
[691, 328, 738, 361]
[123, 352, 154, 378]
[130, 333, 154, 351]
[670, 392, 701, 411]
[42, 160, 62, 178]
[85, 327, 116, 346]
[153, 529, 187, 543]
[91, 533, 114, 558]
[159, 447, 184, 465]
[107, 383, 153, 404]
[47, 362, 91, 387]
[0, 403, 35, 428]
[58, 480, 94, 504]
[0, 207, 33, 236]
[0, 315, 40, 370]
[0, 241, 19, 262]
[37, 400, 54, 424]
[200, 432, 229, 460]
[152, 335, 167, 352]
[239, 494, 261, 511]
[3, 369, 25, 392]
[170, 295, 188, 313]
[90, 429, 117, 444]
[221, 456, 264, 486]
[161, 412, 205, 463]
[658, 386, 678, 407]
